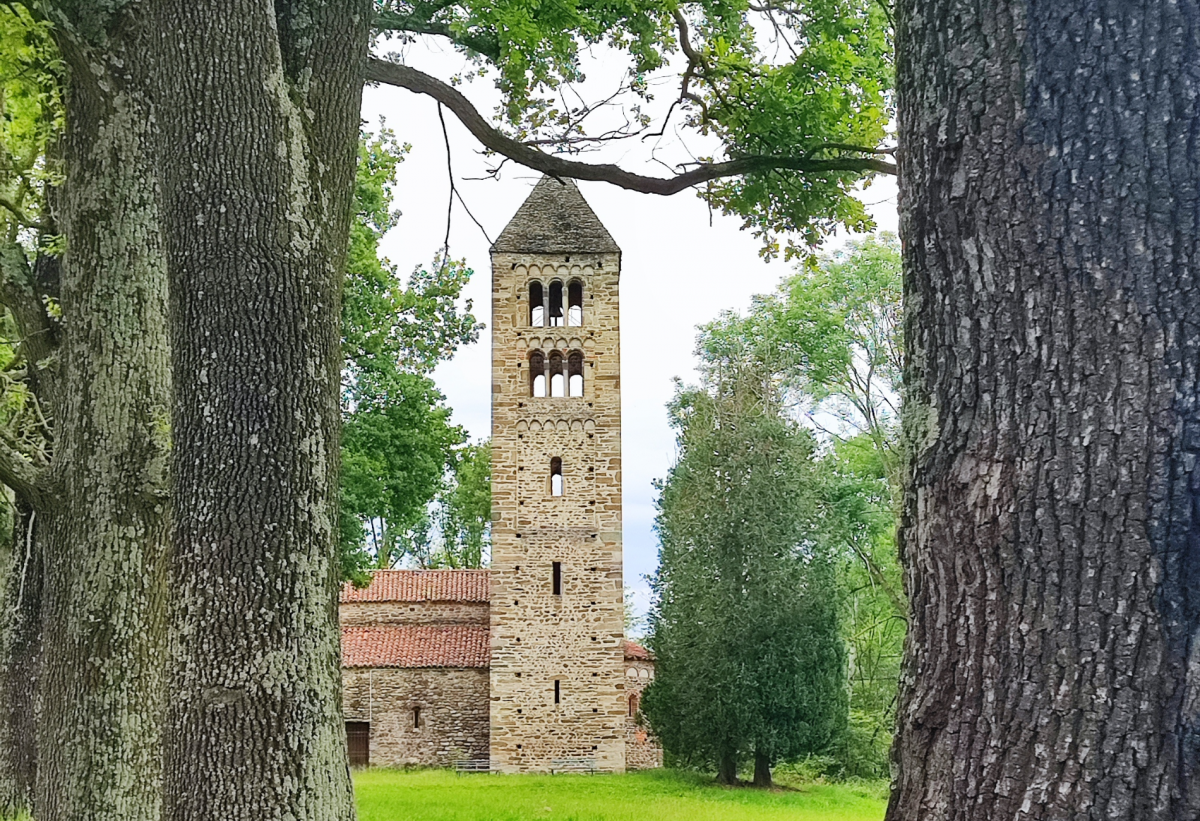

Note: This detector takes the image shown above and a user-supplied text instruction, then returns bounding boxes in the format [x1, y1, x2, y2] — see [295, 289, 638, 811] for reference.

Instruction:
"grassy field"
[354, 768, 887, 821]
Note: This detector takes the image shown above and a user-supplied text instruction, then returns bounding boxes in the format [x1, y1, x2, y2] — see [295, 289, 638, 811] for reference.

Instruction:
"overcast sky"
[362, 46, 898, 622]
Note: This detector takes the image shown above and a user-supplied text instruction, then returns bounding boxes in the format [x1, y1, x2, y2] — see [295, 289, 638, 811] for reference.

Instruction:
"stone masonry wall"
[339, 601, 488, 627]
[624, 659, 663, 769]
[490, 252, 626, 773]
[343, 667, 489, 767]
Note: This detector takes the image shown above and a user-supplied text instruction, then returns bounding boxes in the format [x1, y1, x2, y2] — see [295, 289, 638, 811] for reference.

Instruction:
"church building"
[340, 177, 660, 773]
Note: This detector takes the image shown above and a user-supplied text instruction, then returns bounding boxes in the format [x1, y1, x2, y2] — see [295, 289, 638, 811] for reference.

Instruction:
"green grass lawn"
[354, 768, 886, 821]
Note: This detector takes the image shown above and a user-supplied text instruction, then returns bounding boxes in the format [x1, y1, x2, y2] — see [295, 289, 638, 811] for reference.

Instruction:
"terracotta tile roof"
[340, 569, 491, 603]
[342, 625, 490, 669]
[623, 639, 653, 661]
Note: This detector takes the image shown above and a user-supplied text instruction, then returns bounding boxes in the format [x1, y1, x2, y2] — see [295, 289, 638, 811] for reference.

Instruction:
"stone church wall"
[623, 658, 663, 769]
[343, 667, 489, 767]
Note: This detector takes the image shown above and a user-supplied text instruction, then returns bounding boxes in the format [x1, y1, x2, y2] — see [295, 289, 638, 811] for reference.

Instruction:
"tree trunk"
[152, 2, 367, 817]
[891, 1, 1200, 818]
[752, 751, 772, 788]
[32, 16, 173, 819]
[717, 752, 738, 786]
[0, 504, 40, 815]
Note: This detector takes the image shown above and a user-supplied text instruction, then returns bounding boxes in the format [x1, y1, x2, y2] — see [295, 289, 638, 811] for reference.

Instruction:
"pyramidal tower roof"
[491, 176, 620, 255]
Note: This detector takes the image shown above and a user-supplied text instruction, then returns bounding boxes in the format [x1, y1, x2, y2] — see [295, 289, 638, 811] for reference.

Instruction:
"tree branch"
[0, 428, 47, 508]
[365, 59, 896, 195]
[0, 196, 49, 232]
[0, 242, 58, 394]
[373, 11, 502, 61]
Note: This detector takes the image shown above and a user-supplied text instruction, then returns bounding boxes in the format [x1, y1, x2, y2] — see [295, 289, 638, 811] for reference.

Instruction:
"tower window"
[628, 693, 639, 717]
[552, 561, 562, 595]
[568, 281, 583, 326]
[413, 706, 421, 729]
[529, 281, 545, 326]
[550, 457, 563, 496]
[554, 679, 561, 704]
[530, 351, 546, 397]
[568, 351, 584, 397]
[549, 281, 564, 327]
[549, 351, 565, 397]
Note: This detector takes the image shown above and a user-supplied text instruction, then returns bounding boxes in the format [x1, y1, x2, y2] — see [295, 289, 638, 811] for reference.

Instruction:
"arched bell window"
[568, 351, 584, 397]
[549, 351, 565, 397]
[530, 350, 546, 397]
[529, 282, 545, 326]
[568, 281, 583, 326]
[548, 281, 565, 327]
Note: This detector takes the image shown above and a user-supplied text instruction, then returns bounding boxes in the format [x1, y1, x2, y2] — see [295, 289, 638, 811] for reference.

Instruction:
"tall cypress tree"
[644, 355, 847, 787]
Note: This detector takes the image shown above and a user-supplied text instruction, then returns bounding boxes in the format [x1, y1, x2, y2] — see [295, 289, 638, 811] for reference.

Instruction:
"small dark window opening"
[530, 281, 545, 326]
[549, 351, 565, 397]
[629, 693, 639, 717]
[554, 679, 561, 704]
[550, 457, 563, 496]
[549, 281, 564, 326]
[530, 350, 546, 397]
[568, 281, 583, 325]
[568, 351, 584, 397]
[552, 561, 562, 595]
[413, 706, 421, 729]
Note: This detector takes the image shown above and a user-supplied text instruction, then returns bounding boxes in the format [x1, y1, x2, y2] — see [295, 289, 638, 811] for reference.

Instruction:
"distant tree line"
[338, 131, 491, 582]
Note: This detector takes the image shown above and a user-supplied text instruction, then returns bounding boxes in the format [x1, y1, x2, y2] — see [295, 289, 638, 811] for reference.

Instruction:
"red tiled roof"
[623, 639, 652, 661]
[340, 569, 490, 603]
[342, 625, 490, 669]
[342, 626, 649, 669]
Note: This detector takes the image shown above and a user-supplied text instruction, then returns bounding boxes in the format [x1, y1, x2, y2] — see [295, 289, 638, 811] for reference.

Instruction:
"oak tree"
[888, 0, 1200, 817]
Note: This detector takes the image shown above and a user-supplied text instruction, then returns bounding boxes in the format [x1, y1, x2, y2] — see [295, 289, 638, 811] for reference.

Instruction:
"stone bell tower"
[488, 177, 626, 773]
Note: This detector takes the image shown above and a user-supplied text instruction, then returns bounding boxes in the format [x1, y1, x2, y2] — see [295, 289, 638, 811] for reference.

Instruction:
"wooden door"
[346, 721, 370, 768]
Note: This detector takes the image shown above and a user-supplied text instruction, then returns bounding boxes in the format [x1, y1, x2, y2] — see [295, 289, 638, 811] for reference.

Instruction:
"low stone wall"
[343, 667, 489, 767]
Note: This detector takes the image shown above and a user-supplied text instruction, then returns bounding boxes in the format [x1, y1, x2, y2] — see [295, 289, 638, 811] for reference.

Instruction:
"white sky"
[362, 45, 898, 623]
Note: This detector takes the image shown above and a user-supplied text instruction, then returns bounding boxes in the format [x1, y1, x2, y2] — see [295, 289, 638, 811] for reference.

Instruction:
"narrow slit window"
[628, 693, 639, 717]
[552, 561, 562, 595]
[413, 706, 421, 729]
[554, 679, 561, 704]
[568, 351, 584, 397]
[530, 351, 546, 397]
[549, 351, 565, 397]
[549, 281, 564, 327]
[568, 281, 583, 325]
[530, 282, 545, 326]
[550, 457, 563, 496]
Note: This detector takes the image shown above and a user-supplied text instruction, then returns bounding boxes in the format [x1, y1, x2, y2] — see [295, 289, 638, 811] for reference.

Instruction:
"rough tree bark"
[0, 241, 57, 816]
[891, 1, 1200, 818]
[0, 503, 40, 815]
[153, 1, 368, 817]
[30, 13, 174, 819]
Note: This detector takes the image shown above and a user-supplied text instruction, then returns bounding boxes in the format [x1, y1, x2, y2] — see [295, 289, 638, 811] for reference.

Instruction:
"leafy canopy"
[687, 234, 904, 779]
[372, 0, 893, 256]
[339, 129, 483, 581]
